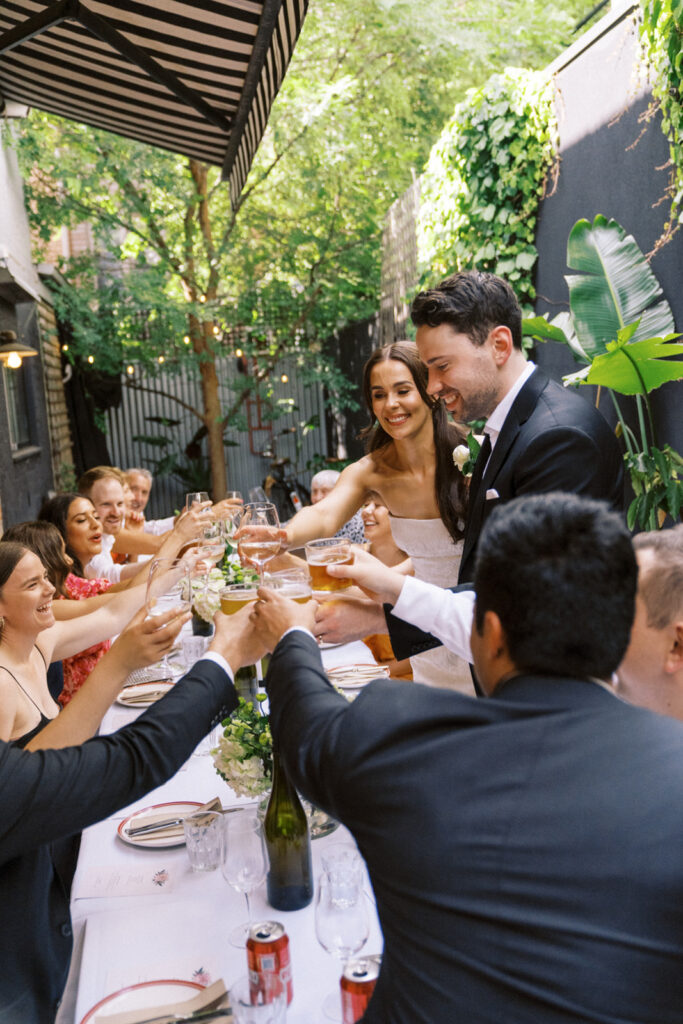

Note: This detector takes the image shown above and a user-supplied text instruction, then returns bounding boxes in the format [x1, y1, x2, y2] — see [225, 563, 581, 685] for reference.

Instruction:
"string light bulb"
[126, 364, 135, 375]
[212, 325, 220, 335]
[183, 335, 191, 345]
[199, 295, 206, 303]
[158, 355, 165, 364]
[235, 348, 243, 358]
[7, 351, 22, 369]
[87, 355, 94, 364]
[280, 373, 289, 383]
[61, 344, 69, 352]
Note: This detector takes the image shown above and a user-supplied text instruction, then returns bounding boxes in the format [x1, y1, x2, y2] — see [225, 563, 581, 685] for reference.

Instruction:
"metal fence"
[105, 355, 329, 520]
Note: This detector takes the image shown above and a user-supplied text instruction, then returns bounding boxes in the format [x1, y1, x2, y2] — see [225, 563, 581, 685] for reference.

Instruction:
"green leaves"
[418, 67, 557, 310]
[566, 216, 675, 358]
[585, 331, 683, 395]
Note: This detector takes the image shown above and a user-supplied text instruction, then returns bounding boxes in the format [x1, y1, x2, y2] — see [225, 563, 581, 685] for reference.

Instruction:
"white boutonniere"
[453, 432, 482, 478]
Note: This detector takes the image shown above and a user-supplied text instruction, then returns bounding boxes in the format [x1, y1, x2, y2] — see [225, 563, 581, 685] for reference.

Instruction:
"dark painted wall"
[533, 11, 682, 459]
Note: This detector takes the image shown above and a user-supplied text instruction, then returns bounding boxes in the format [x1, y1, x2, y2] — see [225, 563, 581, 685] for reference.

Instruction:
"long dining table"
[56, 639, 384, 1024]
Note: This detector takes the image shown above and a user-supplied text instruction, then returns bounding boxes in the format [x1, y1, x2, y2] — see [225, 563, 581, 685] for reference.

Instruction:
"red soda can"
[247, 920, 293, 1006]
[340, 955, 381, 1023]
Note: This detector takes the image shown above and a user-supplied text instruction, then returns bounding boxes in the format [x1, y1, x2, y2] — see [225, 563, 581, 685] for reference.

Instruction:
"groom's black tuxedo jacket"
[388, 368, 624, 660]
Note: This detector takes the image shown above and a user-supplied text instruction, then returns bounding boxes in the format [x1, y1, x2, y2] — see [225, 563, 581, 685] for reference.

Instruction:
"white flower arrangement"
[212, 695, 273, 799]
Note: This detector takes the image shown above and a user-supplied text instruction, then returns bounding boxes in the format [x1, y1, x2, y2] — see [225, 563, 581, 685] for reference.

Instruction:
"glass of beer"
[220, 583, 259, 614]
[264, 568, 313, 604]
[305, 538, 353, 592]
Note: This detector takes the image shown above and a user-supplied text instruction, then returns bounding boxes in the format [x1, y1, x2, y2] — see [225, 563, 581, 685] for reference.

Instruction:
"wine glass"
[237, 502, 281, 582]
[185, 490, 210, 510]
[145, 557, 192, 674]
[196, 519, 226, 574]
[315, 870, 369, 1020]
[222, 811, 268, 947]
[225, 490, 243, 502]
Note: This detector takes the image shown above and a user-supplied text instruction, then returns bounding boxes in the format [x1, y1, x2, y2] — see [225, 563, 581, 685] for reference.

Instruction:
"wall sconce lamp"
[0, 331, 38, 369]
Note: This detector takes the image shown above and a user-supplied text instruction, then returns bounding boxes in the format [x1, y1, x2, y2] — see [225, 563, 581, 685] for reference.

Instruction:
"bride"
[270, 341, 472, 693]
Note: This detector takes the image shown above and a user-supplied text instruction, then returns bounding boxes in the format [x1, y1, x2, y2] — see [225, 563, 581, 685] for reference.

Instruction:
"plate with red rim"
[79, 979, 206, 1023]
[117, 801, 205, 849]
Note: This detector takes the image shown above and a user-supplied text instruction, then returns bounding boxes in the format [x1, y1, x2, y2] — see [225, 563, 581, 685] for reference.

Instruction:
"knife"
[125, 803, 256, 836]
[123, 1004, 232, 1024]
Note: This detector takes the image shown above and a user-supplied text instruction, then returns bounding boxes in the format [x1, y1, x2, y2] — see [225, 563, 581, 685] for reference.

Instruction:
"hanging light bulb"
[183, 335, 191, 345]
[235, 347, 243, 358]
[212, 325, 220, 335]
[280, 373, 289, 383]
[61, 343, 69, 352]
[7, 351, 22, 369]
[126, 364, 135, 375]
[158, 355, 165, 364]
[87, 355, 94, 364]
[199, 295, 206, 303]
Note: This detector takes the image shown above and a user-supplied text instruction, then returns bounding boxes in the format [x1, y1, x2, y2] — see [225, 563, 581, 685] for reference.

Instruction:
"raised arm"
[284, 460, 370, 548]
[43, 582, 148, 662]
[27, 605, 189, 750]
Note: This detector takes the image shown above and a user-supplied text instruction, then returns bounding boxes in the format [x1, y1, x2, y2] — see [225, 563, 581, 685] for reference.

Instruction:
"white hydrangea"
[213, 735, 271, 798]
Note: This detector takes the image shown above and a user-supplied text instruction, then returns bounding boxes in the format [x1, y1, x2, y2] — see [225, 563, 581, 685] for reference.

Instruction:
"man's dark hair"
[410, 269, 523, 349]
[473, 493, 637, 679]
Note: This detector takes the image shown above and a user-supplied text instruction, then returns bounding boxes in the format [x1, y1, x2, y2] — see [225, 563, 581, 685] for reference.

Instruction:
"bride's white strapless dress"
[389, 515, 475, 696]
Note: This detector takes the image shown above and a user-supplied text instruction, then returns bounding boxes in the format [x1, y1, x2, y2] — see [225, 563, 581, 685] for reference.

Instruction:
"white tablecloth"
[57, 639, 382, 1024]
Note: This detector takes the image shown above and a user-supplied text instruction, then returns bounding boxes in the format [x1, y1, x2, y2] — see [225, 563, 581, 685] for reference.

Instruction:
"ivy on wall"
[639, 0, 683, 246]
[417, 68, 558, 310]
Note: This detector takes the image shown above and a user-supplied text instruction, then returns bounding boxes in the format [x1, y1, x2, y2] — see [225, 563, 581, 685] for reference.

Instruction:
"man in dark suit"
[252, 493, 683, 1024]
[384, 269, 623, 662]
[0, 613, 258, 1024]
[313, 270, 624, 650]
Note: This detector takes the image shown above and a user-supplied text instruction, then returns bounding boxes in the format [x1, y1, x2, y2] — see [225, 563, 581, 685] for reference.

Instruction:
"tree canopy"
[10, 0, 602, 494]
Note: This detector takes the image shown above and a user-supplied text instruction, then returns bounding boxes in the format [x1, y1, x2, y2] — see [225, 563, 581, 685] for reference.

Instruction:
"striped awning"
[0, 0, 308, 203]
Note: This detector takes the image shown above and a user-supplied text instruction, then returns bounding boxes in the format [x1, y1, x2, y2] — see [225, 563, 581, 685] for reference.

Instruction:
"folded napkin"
[96, 978, 231, 1024]
[126, 798, 223, 842]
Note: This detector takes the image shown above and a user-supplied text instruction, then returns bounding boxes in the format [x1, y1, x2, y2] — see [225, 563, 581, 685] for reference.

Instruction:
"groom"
[314, 269, 624, 651]
[384, 270, 624, 663]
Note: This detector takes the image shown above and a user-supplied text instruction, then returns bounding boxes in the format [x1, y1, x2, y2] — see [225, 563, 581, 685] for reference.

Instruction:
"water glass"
[183, 810, 223, 872]
[229, 974, 286, 1024]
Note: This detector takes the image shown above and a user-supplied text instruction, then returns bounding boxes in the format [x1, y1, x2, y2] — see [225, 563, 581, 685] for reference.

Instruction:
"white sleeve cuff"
[199, 651, 234, 681]
[392, 577, 475, 663]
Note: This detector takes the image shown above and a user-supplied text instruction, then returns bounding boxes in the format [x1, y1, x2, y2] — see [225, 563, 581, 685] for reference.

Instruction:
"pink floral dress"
[59, 573, 113, 707]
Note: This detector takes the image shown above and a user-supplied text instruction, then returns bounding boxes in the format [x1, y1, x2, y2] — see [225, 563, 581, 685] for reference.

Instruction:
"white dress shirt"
[483, 360, 536, 456]
[392, 576, 475, 663]
[84, 533, 123, 584]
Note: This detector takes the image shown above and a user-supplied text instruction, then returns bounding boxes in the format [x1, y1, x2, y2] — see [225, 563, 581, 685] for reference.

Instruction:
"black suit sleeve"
[0, 659, 237, 865]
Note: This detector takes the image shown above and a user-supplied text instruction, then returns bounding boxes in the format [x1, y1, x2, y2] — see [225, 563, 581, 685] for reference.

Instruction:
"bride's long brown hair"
[360, 341, 468, 543]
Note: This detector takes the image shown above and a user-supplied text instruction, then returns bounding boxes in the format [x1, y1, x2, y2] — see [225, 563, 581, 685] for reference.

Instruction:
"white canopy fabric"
[0, 0, 308, 203]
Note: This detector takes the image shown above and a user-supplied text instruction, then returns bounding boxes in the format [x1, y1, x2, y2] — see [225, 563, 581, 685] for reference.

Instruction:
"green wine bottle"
[264, 744, 313, 911]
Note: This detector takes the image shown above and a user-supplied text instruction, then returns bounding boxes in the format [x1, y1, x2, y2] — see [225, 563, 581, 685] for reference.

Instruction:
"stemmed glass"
[237, 502, 281, 582]
[185, 490, 210, 510]
[196, 519, 226, 574]
[222, 811, 268, 947]
[315, 866, 369, 1020]
[145, 557, 192, 674]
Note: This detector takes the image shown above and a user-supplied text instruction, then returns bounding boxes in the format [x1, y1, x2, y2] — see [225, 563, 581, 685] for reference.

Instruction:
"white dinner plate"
[117, 801, 204, 849]
[116, 681, 174, 708]
[79, 978, 205, 1023]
